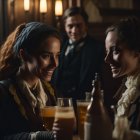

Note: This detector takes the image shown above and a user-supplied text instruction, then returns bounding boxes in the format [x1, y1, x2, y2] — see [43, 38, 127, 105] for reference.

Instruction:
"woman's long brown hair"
[0, 23, 25, 80]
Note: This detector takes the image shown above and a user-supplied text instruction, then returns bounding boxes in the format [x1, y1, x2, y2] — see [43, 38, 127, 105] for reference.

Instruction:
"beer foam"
[77, 102, 89, 107]
[55, 107, 75, 118]
[55, 112, 75, 118]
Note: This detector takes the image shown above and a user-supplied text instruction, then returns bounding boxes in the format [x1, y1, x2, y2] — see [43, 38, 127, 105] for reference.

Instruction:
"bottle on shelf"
[84, 73, 113, 140]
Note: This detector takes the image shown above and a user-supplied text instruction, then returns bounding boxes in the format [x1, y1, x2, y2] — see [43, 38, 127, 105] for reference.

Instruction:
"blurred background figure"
[0, 22, 61, 139]
[52, 7, 105, 102]
[105, 16, 140, 139]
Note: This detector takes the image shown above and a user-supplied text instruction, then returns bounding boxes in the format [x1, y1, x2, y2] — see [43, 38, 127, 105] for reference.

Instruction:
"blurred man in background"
[52, 7, 105, 101]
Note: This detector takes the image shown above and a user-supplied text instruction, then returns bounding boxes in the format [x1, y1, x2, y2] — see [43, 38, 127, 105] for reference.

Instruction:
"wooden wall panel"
[1, 0, 140, 43]
[0, 0, 9, 42]
[0, 0, 4, 43]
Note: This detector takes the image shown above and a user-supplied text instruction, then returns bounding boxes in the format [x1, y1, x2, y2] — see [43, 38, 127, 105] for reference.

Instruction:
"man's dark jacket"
[52, 35, 105, 101]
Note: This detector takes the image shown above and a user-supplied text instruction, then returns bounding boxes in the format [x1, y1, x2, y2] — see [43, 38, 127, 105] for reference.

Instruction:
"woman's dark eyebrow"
[40, 51, 61, 55]
[111, 41, 121, 49]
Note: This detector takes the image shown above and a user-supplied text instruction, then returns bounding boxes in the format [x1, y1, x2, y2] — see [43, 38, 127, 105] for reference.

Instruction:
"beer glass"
[77, 100, 90, 140]
[40, 106, 56, 130]
[54, 98, 75, 140]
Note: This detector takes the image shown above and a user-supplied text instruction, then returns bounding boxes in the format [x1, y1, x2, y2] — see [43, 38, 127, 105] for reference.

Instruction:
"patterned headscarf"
[13, 22, 60, 56]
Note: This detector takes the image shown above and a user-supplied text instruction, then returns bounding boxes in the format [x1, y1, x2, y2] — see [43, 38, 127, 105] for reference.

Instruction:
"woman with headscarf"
[0, 22, 61, 140]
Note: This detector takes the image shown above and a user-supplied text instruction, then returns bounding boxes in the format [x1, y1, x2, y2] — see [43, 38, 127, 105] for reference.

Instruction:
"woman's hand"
[52, 119, 63, 140]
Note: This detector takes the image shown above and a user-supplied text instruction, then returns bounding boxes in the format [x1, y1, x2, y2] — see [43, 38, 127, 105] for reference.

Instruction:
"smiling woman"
[105, 31, 139, 78]
[105, 17, 140, 140]
[34, 36, 61, 82]
[0, 22, 61, 140]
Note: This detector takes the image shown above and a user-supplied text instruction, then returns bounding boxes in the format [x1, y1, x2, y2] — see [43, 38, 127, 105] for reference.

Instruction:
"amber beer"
[77, 101, 89, 140]
[54, 106, 75, 140]
[40, 106, 56, 130]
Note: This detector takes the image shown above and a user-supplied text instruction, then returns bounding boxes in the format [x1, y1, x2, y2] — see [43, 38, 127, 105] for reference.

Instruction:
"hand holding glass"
[53, 98, 75, 140]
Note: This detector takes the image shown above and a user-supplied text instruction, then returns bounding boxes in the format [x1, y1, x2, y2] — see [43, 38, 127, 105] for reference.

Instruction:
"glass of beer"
[40, 106, 56, 130]
[54, 98, 75, 140]
[77, 100, 90, 140]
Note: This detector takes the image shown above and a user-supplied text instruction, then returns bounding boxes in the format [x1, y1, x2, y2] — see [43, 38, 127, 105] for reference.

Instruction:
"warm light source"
[40, 0, 47, 13]
[55, 0, 63, 16]
[24, 0, 30, 11]
[77, 0, 81, 7]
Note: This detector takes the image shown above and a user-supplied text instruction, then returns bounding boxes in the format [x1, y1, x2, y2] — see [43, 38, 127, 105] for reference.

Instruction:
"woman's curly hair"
[0, 23, 25, 80]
